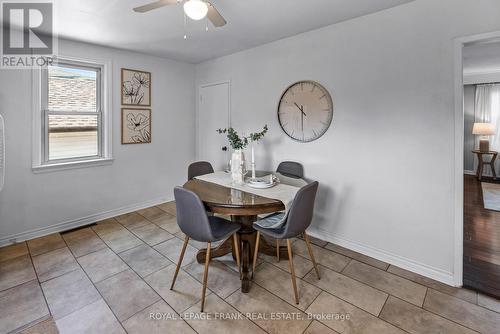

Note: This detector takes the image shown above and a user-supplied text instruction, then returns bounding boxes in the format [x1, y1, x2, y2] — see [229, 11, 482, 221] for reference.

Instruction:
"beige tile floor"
[1, 202, 500, 334]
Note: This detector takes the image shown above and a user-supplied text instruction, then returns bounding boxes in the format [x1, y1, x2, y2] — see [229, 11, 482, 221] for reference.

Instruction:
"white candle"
[251, 144, 256, 179]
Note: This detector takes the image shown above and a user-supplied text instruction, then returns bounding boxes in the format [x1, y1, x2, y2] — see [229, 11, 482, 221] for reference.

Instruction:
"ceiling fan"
[133, 0, 227, 27]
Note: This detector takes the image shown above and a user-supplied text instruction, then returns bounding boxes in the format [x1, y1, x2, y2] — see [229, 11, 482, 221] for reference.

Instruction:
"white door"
[198, 82, 230, 170]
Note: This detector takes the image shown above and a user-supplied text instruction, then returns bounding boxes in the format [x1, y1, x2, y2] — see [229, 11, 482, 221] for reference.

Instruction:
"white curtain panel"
[474, 84, 500, 176]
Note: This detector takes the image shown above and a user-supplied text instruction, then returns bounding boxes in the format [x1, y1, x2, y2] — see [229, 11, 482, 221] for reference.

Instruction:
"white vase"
[231, 149, 246, 184]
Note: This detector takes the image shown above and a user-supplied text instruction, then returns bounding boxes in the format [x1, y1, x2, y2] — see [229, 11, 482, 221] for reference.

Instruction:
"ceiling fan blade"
[207, 2, 227, 27]
[133, 0, 179, 13]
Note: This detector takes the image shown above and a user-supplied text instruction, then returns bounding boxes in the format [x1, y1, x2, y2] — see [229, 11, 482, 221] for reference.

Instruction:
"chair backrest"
[188, 161, 214, 180]
[174, 187, 213, 242]
[276, 161, 304, 179]
[281, 181, 319, 239]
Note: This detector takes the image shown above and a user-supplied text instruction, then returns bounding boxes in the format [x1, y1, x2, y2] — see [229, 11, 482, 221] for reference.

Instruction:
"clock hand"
[294, 102, 307, 115]
[301, 110, 304, 132]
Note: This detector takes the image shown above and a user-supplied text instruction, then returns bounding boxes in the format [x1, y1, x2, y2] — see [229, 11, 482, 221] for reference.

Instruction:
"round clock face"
[277, 81, 333, 142]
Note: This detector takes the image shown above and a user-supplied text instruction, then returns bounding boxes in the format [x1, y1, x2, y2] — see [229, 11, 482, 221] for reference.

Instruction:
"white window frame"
[32, 56, 113, 172]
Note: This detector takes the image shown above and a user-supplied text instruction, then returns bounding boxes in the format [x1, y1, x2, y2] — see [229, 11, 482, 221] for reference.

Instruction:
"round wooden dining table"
[183, 178, 286, 293]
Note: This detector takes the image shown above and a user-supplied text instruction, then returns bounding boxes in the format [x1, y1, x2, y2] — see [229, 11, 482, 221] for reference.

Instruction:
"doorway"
[457, 33, 500, 297]
[197, 81, 230, 170]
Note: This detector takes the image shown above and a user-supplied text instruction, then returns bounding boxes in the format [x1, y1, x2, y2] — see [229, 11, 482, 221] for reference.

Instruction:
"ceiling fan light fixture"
[183, 0, 208, 20]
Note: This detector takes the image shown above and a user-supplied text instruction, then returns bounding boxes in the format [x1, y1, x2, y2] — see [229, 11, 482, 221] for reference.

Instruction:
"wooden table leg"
[196, 214, 289, 293]
[231, 215, 257, 293]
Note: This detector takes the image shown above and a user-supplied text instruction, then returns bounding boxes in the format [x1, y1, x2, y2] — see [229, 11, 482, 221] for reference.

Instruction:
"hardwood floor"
[464, 174, 500, 297]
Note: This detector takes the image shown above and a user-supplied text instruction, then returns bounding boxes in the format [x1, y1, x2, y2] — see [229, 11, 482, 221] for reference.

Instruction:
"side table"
[472, 150, 498, 181]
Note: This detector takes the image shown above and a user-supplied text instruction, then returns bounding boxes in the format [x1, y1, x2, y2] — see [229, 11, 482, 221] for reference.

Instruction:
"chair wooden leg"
[233, 234, 241, 278]
[170, 236, 189, 290]
[286, 239, 299, 304]
[304, 232, 320, 280]
[276, 239, 280, 262]
[201, 242, 211, 312]
[252, 231, 261, 279]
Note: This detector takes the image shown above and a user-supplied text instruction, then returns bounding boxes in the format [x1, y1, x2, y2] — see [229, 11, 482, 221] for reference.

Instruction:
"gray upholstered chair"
[188, 161, 214, 180]
[276, 161, 304, 179]
[252, 181, 320, 304]
[274, 161, 305, 260]
[171, 187, 241, 312]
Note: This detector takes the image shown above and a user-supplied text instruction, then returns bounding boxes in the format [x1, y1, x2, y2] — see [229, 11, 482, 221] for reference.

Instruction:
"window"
[33, 58, 112, 171]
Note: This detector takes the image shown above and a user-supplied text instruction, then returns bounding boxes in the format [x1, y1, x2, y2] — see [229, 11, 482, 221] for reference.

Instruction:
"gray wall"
[464, 85, 476, 172]
[196, 0, 500, 284]
[0, 39, 196, 244]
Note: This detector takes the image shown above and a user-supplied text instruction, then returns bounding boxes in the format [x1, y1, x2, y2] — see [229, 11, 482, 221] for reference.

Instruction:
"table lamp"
[473, 123, 496, 152]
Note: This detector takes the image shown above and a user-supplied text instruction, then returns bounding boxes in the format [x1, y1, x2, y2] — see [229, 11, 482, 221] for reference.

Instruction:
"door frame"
[196, 80, 231, 161]
[453, 30, 500, 287]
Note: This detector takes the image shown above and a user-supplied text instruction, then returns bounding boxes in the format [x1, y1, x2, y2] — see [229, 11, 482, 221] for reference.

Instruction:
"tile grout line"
[116, 211, 180, 247]
[422, 288, 492, 332]
[138, 239, 228, 334]
[300, 319, 314, 334]
[131, 265, 201, 334]
[314, 289, 413, 334]
[378, 294, 390, 318]
[65, 221, 184, 330]
[26, 239, 67, 258]
[220, 286, 289, 334]
[118, 211, 499, 334]
[4, 202, 500, 334]
[384, 265, 479, 305]
[9, 243, 52, 333]
[301, 264, 405, 320]
[374, 293, 413, 334]
[90, 227, 165, 324]
[216, 276, 274, 323]
[339, 258, 353, 274]
[252, 272, 318, 314]
[324, 260, 432, 309]
[225, 253, 382, 331]
[291, 244, 348, 274]
[103, 211, 201, 334]
[305, 238, 391, 271]
[300, 265, 315, 280]
[386, 294, 482, 334]
[422, 286, 429, 307]
[60, 233, 130, 334]
[309, 263, 395, 309]
[299, 290, 343, 334]
[80, 209, 496, 334]
[0, 250, 64, 294]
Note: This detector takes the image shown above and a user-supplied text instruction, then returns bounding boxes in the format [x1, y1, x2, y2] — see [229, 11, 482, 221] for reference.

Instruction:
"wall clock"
[277, 81, 333, 142]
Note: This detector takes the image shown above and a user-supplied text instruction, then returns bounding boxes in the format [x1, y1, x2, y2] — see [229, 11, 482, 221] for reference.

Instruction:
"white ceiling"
[52, 0, 414, 63]
[463, 41, 500, 75]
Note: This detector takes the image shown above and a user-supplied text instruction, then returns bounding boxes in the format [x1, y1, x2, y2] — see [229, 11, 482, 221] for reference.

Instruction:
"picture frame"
[121, 68, 151, 106]
[121, 108, 152, 144]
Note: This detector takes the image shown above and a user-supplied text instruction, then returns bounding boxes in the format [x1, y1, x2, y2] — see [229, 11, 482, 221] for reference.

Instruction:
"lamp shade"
[472, 123, 496, 135]
[183, 0, 208, 20]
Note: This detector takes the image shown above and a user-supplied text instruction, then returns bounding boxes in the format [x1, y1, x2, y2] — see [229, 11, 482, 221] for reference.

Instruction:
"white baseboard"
[0, 196, 173, 247]
[307, 227, 456, 287]
[464, 170, 476, 176]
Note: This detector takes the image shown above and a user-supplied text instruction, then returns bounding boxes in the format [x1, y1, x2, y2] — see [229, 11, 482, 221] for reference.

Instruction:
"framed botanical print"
[121, 68, 151, 106]
[121, 108, 151, 144]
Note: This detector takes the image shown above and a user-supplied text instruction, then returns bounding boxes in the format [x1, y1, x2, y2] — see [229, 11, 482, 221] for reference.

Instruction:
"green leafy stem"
[217, 125, 268, 150]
